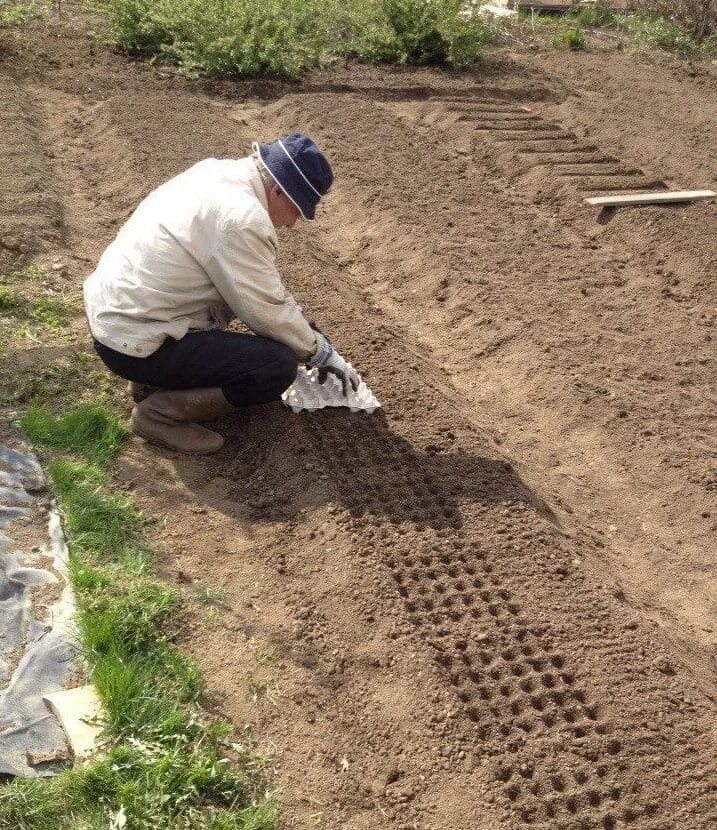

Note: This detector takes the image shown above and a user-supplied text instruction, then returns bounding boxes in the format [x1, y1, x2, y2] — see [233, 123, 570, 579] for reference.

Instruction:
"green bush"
[102, 0, 347, 74]
[99, 0, 172, 53]
[383, 0, 450, 63]
[97, 0, 496, 75]
[376, 0, 494, 66]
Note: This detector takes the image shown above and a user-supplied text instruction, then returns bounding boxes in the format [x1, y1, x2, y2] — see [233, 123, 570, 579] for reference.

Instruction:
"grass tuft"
[22, 403, 128, 464]
[0, 743, 278, 830]
[49, 459, 148, 570]
[575, 2, 616, 28]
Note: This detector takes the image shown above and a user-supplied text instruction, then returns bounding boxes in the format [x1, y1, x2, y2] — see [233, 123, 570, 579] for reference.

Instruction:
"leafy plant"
[559, 24, 586, 49]
[96, 0, 172, 52]
[624, 12, 701, 54]
[349, 0, 496, 66]
[382, 0, 451, 63]
[100, 0, 342, 75]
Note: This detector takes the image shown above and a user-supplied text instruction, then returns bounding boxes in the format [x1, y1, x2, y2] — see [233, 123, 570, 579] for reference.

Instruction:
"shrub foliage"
[98, 0, 496, 75]
[635, 0, 716, 41]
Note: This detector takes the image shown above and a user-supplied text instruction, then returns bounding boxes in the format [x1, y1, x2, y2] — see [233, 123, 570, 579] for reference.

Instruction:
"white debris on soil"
[282, 367, 381, 414]
[480, 3, 517, 19]
[461, 0, 517, 20]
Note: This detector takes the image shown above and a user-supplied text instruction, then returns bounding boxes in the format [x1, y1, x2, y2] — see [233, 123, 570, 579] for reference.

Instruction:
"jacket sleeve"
[204, 208, 319, 361]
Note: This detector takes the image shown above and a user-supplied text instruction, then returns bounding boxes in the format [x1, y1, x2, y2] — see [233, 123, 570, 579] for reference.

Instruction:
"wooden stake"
[584, 190, 716, 208]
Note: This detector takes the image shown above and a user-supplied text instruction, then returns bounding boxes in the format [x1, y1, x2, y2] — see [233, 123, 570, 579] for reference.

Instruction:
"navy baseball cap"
[253, 133, 333, 221]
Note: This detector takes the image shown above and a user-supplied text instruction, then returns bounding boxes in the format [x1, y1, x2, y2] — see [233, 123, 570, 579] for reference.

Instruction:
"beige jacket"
[84, 156, 320, 360]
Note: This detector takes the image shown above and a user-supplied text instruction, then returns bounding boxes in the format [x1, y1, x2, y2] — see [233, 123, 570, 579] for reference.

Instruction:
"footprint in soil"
[160, 404, 557, 531]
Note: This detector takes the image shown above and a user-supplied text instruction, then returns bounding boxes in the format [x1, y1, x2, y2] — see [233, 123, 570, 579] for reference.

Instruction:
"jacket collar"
[248, 158, 269, 214]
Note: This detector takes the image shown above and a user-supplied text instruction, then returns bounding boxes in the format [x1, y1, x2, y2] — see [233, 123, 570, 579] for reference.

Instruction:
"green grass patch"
[49, 459, 149, 571]
[0, 742, 278, 830]
[0, 404, 277, 829]
[519, 3, 715, 58]
[1, 263, 46, 283]
[95, 0, 497, 76]
[0, 285, 79, 329]
[562, 6, 715, 57]
[0, 280, 81, 331]
[0, 0, 47, 27]
[22, 404, 128, 464]
[574, 2, 616, 28]
[0, 265, 81, 336]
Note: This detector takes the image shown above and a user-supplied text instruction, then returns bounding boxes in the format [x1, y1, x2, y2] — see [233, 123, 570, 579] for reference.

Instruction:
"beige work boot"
[128, 381, 161, 404]
[131, 388, 235, 454]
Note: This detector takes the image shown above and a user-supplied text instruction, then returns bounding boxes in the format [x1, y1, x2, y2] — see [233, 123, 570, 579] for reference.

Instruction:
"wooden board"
[584, 190, 716, 208]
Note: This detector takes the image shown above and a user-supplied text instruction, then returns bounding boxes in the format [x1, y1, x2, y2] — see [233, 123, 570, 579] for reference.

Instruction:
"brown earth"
[1, 15, 716, 830]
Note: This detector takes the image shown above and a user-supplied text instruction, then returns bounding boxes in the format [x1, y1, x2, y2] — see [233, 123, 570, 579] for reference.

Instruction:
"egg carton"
[282, 366, 381, 414]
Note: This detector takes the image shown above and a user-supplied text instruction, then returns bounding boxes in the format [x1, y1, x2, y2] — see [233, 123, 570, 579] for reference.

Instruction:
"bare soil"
[1, 17, 716, 830]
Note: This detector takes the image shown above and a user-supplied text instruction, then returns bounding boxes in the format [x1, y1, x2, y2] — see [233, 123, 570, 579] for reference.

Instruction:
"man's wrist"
[308, 333, 333, 367]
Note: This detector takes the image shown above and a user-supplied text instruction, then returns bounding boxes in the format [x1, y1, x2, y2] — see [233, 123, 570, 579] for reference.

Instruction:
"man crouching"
[84, 133, 358, 454]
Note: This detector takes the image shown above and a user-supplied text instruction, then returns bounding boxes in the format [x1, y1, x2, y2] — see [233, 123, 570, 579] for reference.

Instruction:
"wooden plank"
[584, 190, 716, 208]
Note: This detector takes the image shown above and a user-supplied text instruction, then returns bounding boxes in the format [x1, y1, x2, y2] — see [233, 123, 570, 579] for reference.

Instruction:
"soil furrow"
[2, 22, 715, 830]
[0, 73, 62, 271]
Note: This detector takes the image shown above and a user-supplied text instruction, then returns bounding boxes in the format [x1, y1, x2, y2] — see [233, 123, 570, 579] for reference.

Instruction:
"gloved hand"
[308, 335, 360, 397]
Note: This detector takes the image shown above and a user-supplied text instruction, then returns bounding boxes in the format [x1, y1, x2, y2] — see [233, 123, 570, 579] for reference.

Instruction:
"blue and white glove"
[308, 335, 360, 397]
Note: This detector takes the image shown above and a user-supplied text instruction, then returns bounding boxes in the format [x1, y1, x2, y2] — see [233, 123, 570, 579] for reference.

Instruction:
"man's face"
[267, 184, 301, 229]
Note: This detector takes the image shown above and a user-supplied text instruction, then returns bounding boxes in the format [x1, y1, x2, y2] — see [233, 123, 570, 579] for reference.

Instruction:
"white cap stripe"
[277, 139, 322, 198]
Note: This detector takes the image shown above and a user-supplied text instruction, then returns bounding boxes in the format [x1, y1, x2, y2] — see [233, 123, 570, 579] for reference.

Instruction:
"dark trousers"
[93, 330, 298, 408]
